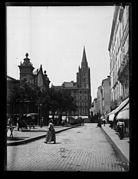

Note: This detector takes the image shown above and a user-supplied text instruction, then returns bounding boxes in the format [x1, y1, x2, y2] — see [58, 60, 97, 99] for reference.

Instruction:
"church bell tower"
[18, 53, 34, 83]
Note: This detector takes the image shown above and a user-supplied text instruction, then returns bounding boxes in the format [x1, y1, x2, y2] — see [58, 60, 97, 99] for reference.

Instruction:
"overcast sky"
[7, 6, 115, 100]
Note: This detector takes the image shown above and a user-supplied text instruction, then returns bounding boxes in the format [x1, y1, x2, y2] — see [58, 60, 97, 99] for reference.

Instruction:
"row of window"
[78, 109, 88, 115]
[76, 95, 88, 100]
[111, 82, 122, 102]
[110, 7, 129, 73]
[110, 6, 129, 90]
[76, 102, 88, 107]
[78, 90, 88, 94]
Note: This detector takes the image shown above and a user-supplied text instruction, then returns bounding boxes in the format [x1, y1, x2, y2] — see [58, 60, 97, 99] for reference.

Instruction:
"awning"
[116, 103, 129, 120]
[108, 97, 129, 116]
[27, 113, 38, 117]
[108, 114, 115, 121]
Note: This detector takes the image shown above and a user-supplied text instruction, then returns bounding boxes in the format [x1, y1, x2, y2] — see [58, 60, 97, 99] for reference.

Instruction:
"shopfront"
[116, 103, 129, 136]
[108, 97, 129, 130]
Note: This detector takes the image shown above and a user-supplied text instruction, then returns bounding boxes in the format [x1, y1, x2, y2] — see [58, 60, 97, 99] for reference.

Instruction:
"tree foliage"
[8, 81, 77, 124]
[8, 81, 41, 104]
[47, 88, 77, 117]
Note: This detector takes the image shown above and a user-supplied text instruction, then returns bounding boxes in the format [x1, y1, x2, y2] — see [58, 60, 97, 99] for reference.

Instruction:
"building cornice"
[108, 6, 120, 51]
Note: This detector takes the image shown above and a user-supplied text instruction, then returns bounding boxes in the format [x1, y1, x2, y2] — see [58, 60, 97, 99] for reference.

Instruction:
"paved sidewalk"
[101, 124, 129, 164]
[7, 124, 80, 146]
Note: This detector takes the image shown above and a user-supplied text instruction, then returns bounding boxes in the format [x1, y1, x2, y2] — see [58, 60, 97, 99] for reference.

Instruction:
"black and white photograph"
[6, 2, 130, 172]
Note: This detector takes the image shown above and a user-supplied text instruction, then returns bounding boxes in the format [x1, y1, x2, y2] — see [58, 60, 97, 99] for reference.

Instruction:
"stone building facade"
[18, 53, 50, 91]
[92, 98, 99, 116]
[108, 5, 129, 106]
[7, 53, 50, 116]
[97, 85, 103, 115]
[101, 76, 111, 116]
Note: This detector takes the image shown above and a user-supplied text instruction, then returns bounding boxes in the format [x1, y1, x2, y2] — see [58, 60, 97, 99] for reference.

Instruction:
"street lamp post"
[38, 103, 42, 126]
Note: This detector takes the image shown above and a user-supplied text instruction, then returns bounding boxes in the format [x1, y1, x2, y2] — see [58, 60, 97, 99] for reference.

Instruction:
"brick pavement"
[7, 123, 128, 171]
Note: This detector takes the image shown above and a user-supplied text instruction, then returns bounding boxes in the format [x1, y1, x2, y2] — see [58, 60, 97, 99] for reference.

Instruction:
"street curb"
[101, 126, 129, 167]
[7, 124, 81, 146]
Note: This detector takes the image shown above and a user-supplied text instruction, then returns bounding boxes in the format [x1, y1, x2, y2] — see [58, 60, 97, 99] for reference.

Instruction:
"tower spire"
[81, 46, 88, 68]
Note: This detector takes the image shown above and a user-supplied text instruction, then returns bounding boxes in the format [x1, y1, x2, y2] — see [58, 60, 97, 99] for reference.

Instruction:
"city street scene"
[6, 3, 130, 172]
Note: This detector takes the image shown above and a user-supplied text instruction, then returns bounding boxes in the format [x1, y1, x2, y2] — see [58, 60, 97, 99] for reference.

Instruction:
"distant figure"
[7, 117, 11, 127]
[97, 119, 101, 127]
[103, 119, 106, 126]
[117, 119, 125, 139]
[9, 123, 14, 138]
[17, 116, 21, 131]
[45, 119, 56, 144]
[8, 117, 14, 138]
[31, 115, 35, 128]
[82, 118, 84, 125]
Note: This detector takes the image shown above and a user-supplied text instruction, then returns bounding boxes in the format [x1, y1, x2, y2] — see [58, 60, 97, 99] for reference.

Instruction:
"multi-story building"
[108, 5, 129, 106]
[97, 85, 103, 115]
[93, 98, 99, 116]
[7, 53, 50, 116]
[53, 47, 91, 119]
[101, 76, 111, 116]
[108, 5, 129, 136]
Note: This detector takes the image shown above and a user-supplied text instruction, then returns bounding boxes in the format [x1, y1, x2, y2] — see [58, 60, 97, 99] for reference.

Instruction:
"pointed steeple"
[40, 64, 42, 71]
[81, 46, 88, 68]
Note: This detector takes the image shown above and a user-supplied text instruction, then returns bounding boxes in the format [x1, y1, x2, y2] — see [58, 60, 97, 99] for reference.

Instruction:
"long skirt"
[45, 129, 56, 143]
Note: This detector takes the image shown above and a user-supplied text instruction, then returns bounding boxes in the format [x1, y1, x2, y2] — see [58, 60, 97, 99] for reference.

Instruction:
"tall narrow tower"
[77, 46, 91, 90]
[81, 46, 88, 69]
[76, 47, 91, 118]
[18, 53, 34, 83]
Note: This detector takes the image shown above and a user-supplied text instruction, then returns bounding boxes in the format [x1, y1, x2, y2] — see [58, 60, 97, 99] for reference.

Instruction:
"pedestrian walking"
[17, 116, 20, 131]
[9, 124, 14, 138]
[117, 119, 125, 139]
[45, 119, 56, 144]
[8, 117, 14, 138]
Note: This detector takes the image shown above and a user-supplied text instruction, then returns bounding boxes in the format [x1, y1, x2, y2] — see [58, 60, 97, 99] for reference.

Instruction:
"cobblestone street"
[7, 123, 127, 171]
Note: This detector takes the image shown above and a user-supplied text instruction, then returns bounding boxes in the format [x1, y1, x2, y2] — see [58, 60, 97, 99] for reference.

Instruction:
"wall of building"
[93, 98, 98, 116]
[97, 86, 103, 115]
[102, 77, 111, 115]
[108, 5, 129, 106]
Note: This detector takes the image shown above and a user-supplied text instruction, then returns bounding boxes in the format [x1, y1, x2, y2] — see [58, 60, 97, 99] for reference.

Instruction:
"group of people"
[7, 114, 56, 143]
[97, 118, 106, 127]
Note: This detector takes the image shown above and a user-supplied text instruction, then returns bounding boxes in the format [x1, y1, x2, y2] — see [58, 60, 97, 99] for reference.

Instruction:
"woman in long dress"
[45, 120, 56, 144]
